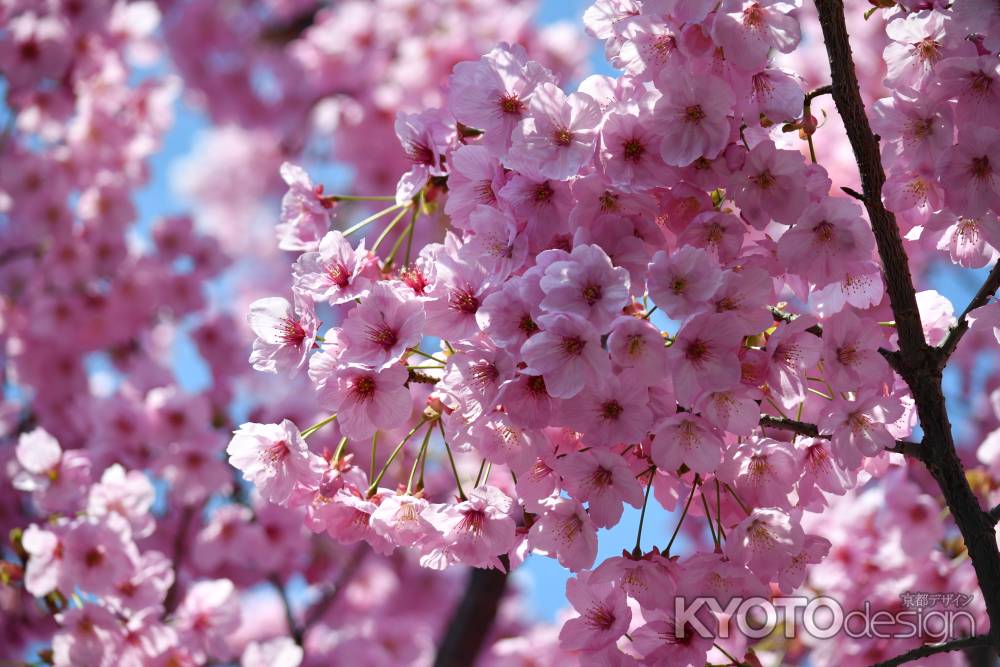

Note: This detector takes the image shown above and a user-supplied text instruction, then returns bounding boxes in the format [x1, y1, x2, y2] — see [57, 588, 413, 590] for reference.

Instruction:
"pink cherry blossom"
[652, 71, 735, 167]
[558, 449, 645, 528]
[652, 413, 724, 475]
[174, 579, 241, 660]
[528, 496, 599, 571]
[559, 373, 653, 447]
[420, 486, 516, 571]
[276, 162, 333, 252]
[448, 43, 556, 156]
[520, 312, 612, 399]
[606, 316, 668, 386]
[339, 280, 425, 369]
[667, 313, 744, 405]
[725, 507, 805, 580]
[777, 198, 876, 288]
[292, 230, 372, 305]
[559, 570, 631, 652]
[247, 294, 318, 375]
[539, 243, 630, 332]
[508, 82, 601, 181]
[227, 419, 325, 505]
[647, 246, 723, 320]
[730, 140, 809, 227]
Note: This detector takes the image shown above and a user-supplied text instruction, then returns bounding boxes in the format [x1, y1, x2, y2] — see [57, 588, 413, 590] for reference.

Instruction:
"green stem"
[302, 414, 337, 438]
[404, 206, 418, 267]
[406, 421, 435, 494]
[473, 459, 488, 488]
[438, 419, 467, 501]
[342, 203, 405, 236]
[330, 194, 397, 202]
[632, 470, 655, 556]
[407, 347, 442, 362]
[367, 419, 428, 495]
[384, 218, 415, 267]
[700, 485, 719, 549]
[371, 206, 410, 254]
[332, 436, 349, 462]
[665, 475, 700, 556]
[723, 482, 751, 516]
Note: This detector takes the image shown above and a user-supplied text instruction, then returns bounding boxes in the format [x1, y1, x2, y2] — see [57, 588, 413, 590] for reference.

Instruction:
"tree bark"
[433, 566, 509, 667]
[814, 0, 1000, 651]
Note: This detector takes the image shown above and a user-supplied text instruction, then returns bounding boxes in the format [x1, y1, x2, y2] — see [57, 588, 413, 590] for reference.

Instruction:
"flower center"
[814, 220, 836, 243]
[684, 105, 706, 123]
[561, 335, 586, 357]
[836, 345, 859, 367]
[970, 71, 993, 95]
[582, 283, 603, 306]
[498, 93, 525, 115]
[457, 508, 487, 535]
[600, 400, 624, 420]
[553, 127, 574, 147]
[752, 170, 776, 189]
[352, 375, 377, 400]
[627, 334, 645, 356]
[265, 440, 291, 463]
[685, 339, 709, 362]
[280, 317, 306, 345]
[84, 547, 105, 569]
[585, 603, 617, 631]
[328, 262, 351, 288]
[449, 287, 480, 314]
[366, 322, 399, 350]
[532, 181, 554, 204]
[971, 156, 992, 180]
[623, 138, 645, 162]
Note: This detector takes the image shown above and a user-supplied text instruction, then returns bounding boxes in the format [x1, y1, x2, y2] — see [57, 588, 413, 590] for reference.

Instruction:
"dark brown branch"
[815, 0, 1000, 648]
[759, 415, 821, 437]
[804, 83, 833, 105]
[433, 564, 509, 667]
[988, 503, 1000, 526]
[759, 415, 923, 460]
[271, 576, 303, 646]
[867, 635, 992, 667]
[161, 506, 196, 618]
[302, 543, 368, 629]
[768, 307, 823, 336]
[841, 186, 866, 202]
[937, 263, 1000, 365]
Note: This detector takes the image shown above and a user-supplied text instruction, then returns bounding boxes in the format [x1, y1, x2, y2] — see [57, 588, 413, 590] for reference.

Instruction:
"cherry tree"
[5, 0, 1000, 666]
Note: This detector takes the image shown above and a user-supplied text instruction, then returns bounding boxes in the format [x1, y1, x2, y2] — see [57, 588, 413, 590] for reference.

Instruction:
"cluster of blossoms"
[161, 0, 587, 195]
[232, 0, 1000, 665]
[0, 0, 581, 665]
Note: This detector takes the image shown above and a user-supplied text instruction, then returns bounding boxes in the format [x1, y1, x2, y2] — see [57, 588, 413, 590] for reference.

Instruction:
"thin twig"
[302, 544, 369, 630]
[759, 415, 923, 460]
[867, 635, 992, 667]
[937, 263, 1000, 365]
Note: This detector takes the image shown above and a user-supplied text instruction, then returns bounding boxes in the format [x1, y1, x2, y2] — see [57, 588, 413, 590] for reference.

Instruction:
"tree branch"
[937, 263, 1000, 365]
[302, 543, 368, 630]
[867, 635, 992, 667]
[814, 0, 1000, 647]
[433, 564, 509, 667]
[759, 415, 923, 460]
[161, 506, 196, 618]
